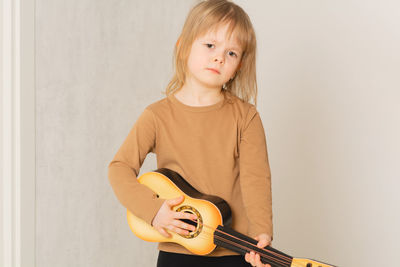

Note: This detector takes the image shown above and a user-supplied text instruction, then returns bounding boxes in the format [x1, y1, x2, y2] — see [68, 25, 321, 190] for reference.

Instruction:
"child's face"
[185, 23, 242, 90]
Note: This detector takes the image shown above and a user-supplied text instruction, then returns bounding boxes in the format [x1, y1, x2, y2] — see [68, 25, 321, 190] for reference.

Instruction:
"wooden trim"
[1, 0, 35, 266]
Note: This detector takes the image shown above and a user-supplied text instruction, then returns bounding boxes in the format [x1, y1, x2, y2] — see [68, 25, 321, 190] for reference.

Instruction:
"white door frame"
[1, 0, 35, 266]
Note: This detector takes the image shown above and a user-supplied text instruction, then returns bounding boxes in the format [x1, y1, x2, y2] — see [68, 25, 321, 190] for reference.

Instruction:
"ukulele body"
[127, 168, 232, 255]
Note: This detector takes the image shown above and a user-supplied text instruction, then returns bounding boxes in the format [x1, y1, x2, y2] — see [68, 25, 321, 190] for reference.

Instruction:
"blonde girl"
[109, 1, 273, 266]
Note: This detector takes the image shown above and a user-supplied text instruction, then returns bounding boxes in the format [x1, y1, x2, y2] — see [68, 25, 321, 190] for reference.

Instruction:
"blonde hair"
[163, 0, 258, 106]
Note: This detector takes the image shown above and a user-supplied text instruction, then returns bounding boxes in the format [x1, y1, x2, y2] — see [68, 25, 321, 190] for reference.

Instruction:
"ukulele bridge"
[176, 205, 203, 239]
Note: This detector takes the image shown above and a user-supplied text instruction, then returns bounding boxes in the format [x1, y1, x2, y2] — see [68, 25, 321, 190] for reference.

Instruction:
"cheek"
[226, 62, 239, 76]
[187, 52, 205, 71]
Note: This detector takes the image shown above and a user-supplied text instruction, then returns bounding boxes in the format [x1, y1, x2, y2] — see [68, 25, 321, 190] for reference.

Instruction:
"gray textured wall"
[36, 0, 400, 266]
[36, 0, 197, 266]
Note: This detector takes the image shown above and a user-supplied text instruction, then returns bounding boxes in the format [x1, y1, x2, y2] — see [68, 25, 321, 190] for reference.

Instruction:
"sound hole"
[175, 205, 203, 239]
[179, 211, 198, 228]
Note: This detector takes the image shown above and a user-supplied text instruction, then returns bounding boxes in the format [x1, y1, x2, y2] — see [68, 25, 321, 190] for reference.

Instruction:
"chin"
[196, 80, 222, 89]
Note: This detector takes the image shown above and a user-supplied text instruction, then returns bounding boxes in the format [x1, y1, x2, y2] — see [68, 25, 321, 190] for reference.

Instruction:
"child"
[108, 1, 273, 266]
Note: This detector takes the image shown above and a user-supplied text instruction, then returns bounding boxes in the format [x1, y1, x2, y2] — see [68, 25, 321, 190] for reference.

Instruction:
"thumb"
[257, 239, 268, 248]
[254, 235, 269, 248]
[166, 195, 184, 207]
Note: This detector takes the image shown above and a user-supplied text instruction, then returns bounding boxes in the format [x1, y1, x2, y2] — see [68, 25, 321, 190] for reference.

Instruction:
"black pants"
[157, 251, 251, 267]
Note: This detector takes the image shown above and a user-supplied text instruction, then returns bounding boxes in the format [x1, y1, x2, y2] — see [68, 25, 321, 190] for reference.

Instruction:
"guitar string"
[214, 233, 334, 267]
[199, 232, 333, 267]
[213, 235, 290, 267]
[172, 226, 290, 266]
[163, 224, 328, 267]
[168, 222, 330, 267]
[211, 234, 290, 267]
[174, 228, 290, 267]
[191, 219, 292, 263]
[181, 219, 292, 266]
[191, 229, 329, 267]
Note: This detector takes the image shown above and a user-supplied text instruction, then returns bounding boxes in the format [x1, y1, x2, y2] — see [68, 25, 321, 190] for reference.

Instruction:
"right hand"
[151, 195, 197, 238]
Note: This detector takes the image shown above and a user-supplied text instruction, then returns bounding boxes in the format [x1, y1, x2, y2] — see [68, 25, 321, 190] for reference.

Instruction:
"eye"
[206, 43, 215, 48]
[228, 51, 237, 57]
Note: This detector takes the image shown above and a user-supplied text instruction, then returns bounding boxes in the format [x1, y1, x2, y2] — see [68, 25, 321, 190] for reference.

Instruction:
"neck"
[177, 80, 223, 106]
[213, 225, 293, 267]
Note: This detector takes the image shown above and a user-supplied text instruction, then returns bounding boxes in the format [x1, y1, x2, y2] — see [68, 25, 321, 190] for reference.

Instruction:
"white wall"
[33, 1, 400, 267]
[236, 1, 400, 266]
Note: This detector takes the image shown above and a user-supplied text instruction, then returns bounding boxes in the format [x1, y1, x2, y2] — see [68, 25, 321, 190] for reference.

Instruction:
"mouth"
[206, 68, 220, 74]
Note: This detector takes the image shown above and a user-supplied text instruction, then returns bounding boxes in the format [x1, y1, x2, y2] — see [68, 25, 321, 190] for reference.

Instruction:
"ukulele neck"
[213, 225, 293, 267]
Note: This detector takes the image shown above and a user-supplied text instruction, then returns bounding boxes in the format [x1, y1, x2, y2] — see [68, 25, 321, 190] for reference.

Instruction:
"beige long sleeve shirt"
[108, 92, 273, 256]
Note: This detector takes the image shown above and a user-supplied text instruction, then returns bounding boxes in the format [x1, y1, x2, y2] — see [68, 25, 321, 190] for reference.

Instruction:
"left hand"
[244, 233, 272, 267]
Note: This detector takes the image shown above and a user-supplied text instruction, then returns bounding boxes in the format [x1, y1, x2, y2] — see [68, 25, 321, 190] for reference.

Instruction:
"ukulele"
[127, 168, 337, 267]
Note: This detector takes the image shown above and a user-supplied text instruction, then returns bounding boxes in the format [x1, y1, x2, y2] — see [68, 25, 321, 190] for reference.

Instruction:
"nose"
[213, 53, 224, 64]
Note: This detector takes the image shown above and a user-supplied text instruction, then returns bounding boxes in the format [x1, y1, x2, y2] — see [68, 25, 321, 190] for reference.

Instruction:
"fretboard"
[213, 225, 293, 267]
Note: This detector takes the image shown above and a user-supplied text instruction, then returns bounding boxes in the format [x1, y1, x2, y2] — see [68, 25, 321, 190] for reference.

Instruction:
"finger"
[248, 251, 256, 266]
[255, 234, 271, 248]
[166, 224, 190, 236]
[257, 239, 268, 248]
[174, 211, 197, 221]
[172, 219, 196, 232]
[245, 252, 251, 263]
[254, 253, 262, 267]
[157, 227, 171, 238]
[166, 195, 184, 207]
[245, 252, 256, 266]
[173, 213, 197, 231]
[254, 236, 264, 248]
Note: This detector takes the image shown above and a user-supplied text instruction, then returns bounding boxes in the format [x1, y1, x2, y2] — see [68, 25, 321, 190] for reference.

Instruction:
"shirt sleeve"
[239, 106, 273, 239]
[108, 108, 165, 225]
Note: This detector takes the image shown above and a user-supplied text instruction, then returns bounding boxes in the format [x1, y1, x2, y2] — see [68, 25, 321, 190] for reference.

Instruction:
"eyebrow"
[201, 38, 241, 52]
[209, 38, 242, 53]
